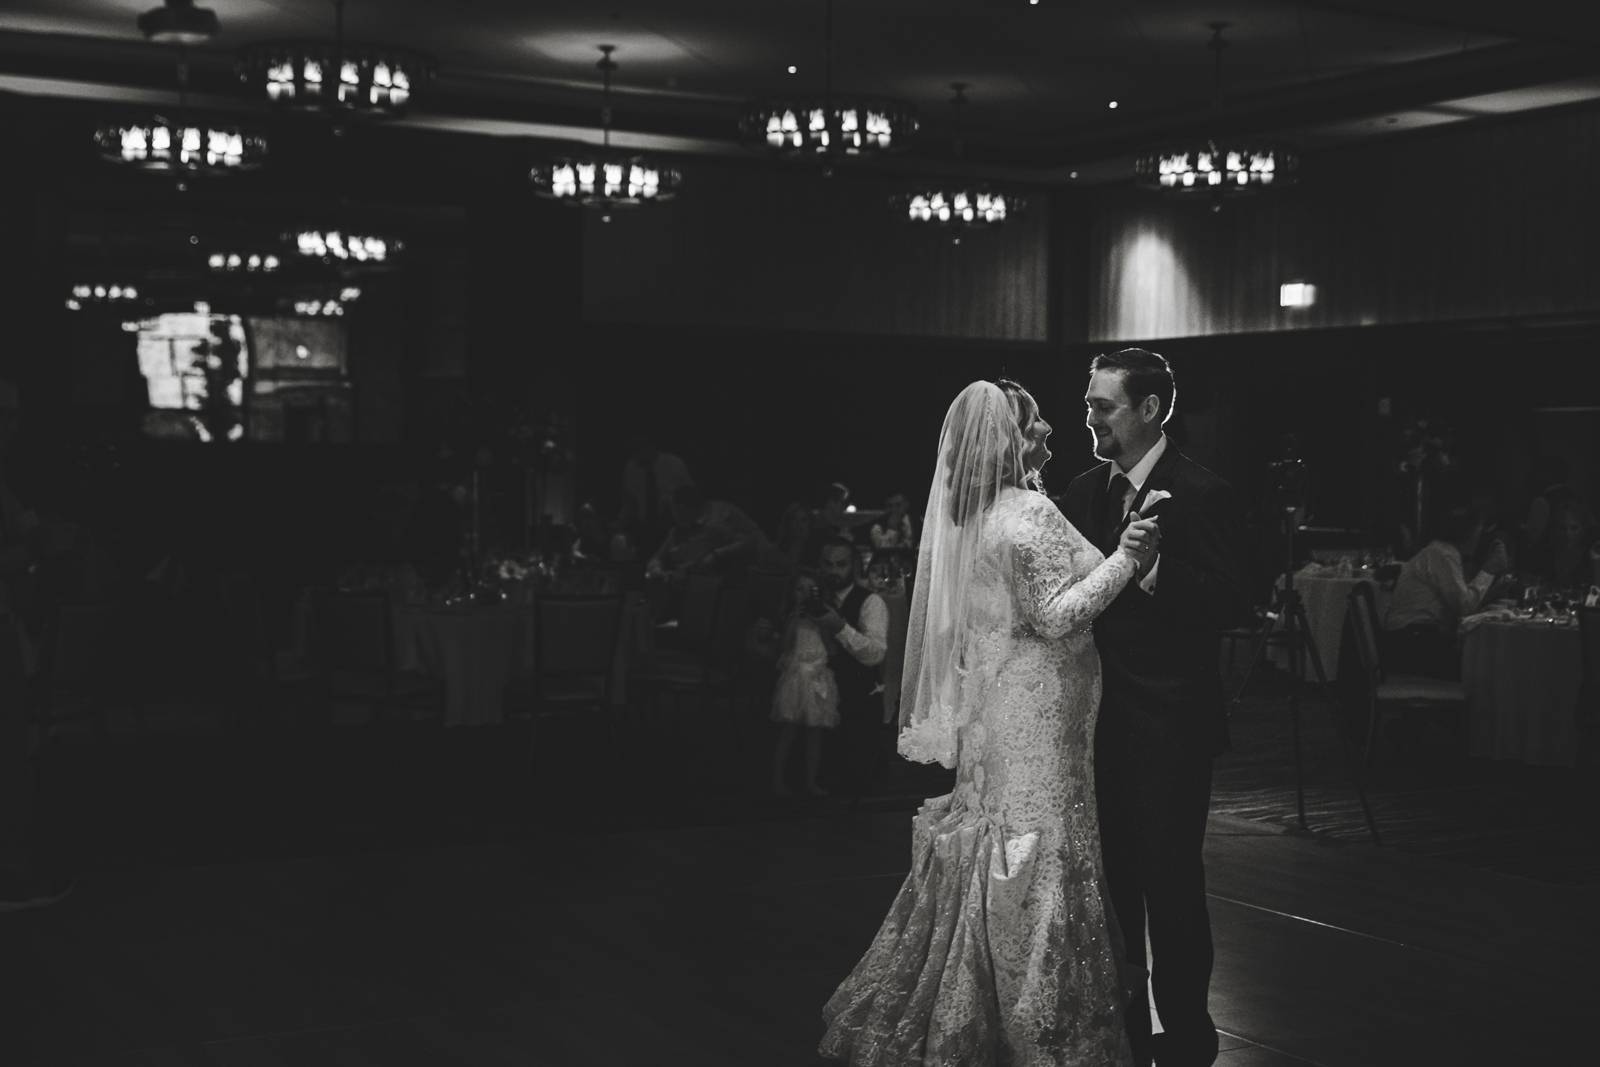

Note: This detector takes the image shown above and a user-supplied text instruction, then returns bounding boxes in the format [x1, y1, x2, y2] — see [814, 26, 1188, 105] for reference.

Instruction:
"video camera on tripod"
[1266, 435, 1310, 527]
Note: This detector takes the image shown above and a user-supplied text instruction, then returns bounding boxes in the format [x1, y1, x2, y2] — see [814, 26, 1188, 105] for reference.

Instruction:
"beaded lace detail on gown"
[820, 489, 1137, 1067]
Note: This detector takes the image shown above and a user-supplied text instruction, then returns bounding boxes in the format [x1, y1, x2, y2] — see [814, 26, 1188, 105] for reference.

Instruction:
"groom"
[1061, 348, 1249, 1067]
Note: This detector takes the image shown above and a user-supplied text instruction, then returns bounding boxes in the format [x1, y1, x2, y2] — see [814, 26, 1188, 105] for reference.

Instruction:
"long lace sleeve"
[1011, 495, 1138, 640]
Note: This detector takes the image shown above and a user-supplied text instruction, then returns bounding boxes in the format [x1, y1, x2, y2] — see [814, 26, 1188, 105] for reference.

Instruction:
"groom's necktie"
[1103, 473, 1132, 551]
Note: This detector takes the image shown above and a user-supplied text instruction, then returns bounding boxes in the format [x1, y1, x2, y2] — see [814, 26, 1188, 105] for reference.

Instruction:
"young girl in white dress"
[769, 571, 839, 797]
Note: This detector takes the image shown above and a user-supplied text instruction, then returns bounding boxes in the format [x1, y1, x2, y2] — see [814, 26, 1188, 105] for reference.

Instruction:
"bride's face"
[1022, 412, 1053, 475]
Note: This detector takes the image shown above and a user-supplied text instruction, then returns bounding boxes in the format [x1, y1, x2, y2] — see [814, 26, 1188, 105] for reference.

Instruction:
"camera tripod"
[1233, 510, 1380, 842]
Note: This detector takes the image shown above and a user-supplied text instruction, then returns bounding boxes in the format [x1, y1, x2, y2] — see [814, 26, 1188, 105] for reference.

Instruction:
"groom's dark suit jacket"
[1061, 445, 1250, 757]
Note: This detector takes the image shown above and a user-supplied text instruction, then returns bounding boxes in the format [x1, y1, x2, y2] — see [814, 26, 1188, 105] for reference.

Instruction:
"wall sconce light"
[1280, 281, 1316, 309]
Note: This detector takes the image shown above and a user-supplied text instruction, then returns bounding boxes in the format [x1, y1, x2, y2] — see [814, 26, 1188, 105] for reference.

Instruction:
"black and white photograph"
[0, 2, 1596, 1064]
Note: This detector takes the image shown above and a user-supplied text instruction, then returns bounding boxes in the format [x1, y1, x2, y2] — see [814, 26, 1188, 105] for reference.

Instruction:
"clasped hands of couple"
[1121, 511, 1162, 576]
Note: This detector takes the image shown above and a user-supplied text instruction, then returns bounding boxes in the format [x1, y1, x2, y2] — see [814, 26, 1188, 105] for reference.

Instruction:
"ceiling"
[2, 0, 1599, 186]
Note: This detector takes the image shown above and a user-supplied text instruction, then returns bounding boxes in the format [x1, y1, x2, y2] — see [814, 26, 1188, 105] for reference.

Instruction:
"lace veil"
[898, 380, 1029, 768]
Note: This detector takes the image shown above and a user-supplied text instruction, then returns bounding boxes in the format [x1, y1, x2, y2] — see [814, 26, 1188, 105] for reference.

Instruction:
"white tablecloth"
[397, 604, 532, 727]
[1268, 571, 1387, 681]
[1462, 618, 1583, 767]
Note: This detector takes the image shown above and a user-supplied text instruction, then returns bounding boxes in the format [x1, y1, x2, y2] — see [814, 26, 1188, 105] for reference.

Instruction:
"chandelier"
[207, 251, 281, 273]
[238, 0, 431, 119]
[740, 0, 916, 159]
[1134, 144, 1294, 193]
[895, 84, 1025, 233]
[97, 5, 266, 181]
[65, 284, 141, 312]
[901, 188, 1020, 227]
[530, 45, 681, 218]
[293, 230, 401, 265]
[1133, 24, 1298, 203]
[96, 120, 266, 176]
[290, 285, 362, 318]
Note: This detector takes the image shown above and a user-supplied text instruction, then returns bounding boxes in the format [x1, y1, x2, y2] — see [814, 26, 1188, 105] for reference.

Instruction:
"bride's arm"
[1013, 497, 1139, 639]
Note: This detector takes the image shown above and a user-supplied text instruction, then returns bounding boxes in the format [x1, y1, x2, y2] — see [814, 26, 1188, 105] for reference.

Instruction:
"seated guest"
[868, 492, 916, 550]
[1462, 483, 1518, 578]
[1384, 506, 1512, 676]
[1520, 456, 1577, 555]
[1526, 500, 1595, 590]
[646, 485, 780, 579]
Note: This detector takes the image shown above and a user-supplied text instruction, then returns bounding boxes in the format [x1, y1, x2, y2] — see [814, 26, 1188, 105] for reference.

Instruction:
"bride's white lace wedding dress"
[821, 487, 1138, 1067]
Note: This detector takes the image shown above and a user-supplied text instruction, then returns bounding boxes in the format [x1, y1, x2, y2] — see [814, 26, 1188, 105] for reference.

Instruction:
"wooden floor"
[3, 794, 1589, 1065]
[2, 664, 1591, 1065]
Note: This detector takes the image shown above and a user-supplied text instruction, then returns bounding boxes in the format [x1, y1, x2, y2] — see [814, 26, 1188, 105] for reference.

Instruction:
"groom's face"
[1084, 369, 1151, 466]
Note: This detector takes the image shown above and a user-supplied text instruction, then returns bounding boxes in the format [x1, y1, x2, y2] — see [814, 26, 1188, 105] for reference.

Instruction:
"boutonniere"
[1130, 489, 1172, 521]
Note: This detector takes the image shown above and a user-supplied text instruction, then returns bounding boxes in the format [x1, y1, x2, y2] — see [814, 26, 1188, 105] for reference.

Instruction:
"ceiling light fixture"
[238, 0, 432, 119]
[293, 229, 401, 265]
[208, 251, 281, 273]
[740, 0, 916, 161]
[530, 45, 682, 217]
[97, 6, 266, 186]
[138, 0, 219, 46]
[894, 83, 1025, 236]
[65, 284, 141, 312]
[1133, 23, 1298, 206]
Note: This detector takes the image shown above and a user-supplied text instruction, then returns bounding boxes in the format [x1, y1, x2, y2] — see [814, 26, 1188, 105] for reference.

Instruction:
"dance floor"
[2, 796, 1588, 1065]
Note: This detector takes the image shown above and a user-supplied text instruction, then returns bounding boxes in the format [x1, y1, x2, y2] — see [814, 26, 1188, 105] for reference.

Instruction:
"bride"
[820, 379, 1159, 1066]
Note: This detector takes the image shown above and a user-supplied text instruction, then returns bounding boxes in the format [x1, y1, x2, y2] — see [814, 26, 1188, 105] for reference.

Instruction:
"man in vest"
[811, 536, 888, 804]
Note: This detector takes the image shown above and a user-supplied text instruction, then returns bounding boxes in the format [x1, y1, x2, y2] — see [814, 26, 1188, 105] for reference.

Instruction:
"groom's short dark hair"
[1091, 348, 1176, 426]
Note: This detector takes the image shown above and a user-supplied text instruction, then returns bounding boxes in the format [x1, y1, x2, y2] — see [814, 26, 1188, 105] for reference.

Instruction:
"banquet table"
[1461, 612, 1583, 767]
[1268, 567, 1389, 681]
[292, 586, 648, 727]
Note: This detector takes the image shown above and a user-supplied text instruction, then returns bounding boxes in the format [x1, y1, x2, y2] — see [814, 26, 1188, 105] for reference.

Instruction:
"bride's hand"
[1120, 517, 1161, 559]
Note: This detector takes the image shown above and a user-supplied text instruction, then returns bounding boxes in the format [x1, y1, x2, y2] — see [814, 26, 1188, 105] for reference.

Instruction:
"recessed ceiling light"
[787, 65, 798, 74]
[1069, 171, 1079, 179]
[1108, 100, 1119, 109]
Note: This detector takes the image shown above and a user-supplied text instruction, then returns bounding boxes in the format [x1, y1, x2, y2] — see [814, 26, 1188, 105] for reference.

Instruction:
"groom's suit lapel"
[1131, 444, 1183, 528]
[1102, 444, 1184, 552]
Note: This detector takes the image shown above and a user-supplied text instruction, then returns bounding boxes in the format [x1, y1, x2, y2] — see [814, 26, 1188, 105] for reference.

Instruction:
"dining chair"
[32, 601, 123, 741]
[629, 574, 750, 740]
[1343, 583, 1467, 771]
[672, 574, 723, 654]
[214, 571, 319, 730]
[520, 594, 626, 761]
[309, 588, 443, 726]
[527, 594, 625, 711]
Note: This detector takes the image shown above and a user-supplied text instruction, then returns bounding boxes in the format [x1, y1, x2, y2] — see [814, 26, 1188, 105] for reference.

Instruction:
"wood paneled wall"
[1083, 103, 1600, 341]
[582, 161, 1050, 341]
